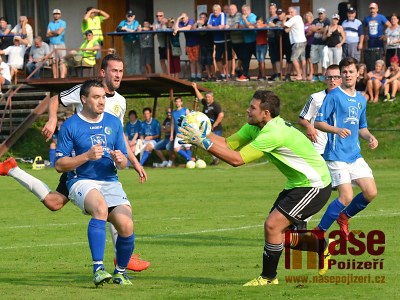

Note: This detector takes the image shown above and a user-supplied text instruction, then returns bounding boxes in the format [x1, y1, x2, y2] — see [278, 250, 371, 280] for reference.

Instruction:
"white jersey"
[299, 89, 328, 154]
[59, 84, 126, 124]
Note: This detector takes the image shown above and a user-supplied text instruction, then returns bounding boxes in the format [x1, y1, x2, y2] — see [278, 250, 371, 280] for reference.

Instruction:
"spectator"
[207, 4, 230, 81]
[125, 110, 142, 156]
[0, 17, 12, 51]
[310, 8, 330, 81]
[342, 7, 364, 62]
[140, 20, 154, 74]
[26, 36, 50, 79]
[139, 107, 161, 166]
[154, 107, 174, 168]
[167, 18, 181, 78]
[383, 55, 400, 102]
[366, 59, 386, 103]
[117, 10, 141, 75]
[82, 7, 109, 70]
[356, 63, 368, 98]
[384, 14, 400, 68]
[323, 14, 345, 66]
[285, 7, 307, 81]
[237, 4, 256, 82]
[74, 30, 100, 76]
[0, 37, 26, 81]
[227, 4, 244, 80]
[47, 9, 67, 79]
[0, 56, 11, 94]
[267, 3, 280, 81]
[364, 2, 390, 49]
[152, 10, 168, 74]
[255, 16, 267, 80]
[174, 13, 201, 81]
[196, 12, 214, 80]
[11, 16, 33, 47]
[303, 12, 314, 80]
[277, 9, 293, 82]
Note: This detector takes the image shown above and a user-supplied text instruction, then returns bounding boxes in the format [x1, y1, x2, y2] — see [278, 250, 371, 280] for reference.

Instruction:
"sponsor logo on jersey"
[104, 127, 112, 135]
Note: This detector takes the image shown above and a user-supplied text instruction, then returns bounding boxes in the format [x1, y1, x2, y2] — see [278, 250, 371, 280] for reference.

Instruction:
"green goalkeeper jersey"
[226, 116, 331, 190]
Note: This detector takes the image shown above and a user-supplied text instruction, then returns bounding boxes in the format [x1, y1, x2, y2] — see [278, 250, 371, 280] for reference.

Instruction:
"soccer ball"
[182, 111, 212, 136]
[186, 161, 196, 169]
[195, 159, 207, 169]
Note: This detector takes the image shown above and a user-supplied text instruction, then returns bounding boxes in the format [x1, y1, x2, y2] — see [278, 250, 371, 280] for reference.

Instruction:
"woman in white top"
[385, 14, 400, 67]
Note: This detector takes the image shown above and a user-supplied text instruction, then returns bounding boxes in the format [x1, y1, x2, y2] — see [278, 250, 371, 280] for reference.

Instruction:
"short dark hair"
[0, 17, 7, 22]
[101, 54, 124, 70]
[326, 64, 340, 72]
[339, 57, 359, 72]
[252, 90, 280, 117]
[143, 107, 152, 114]
[80, 79, 103, 101]
[128, 110, 137, 117]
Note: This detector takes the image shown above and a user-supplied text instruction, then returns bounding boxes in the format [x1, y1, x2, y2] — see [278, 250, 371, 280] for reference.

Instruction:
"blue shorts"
[256, 44, 267, 62]
[154, 138, 172, 151]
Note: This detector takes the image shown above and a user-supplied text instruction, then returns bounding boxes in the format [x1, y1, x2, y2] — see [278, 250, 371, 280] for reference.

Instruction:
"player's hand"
[135, 164, 147, 183]
[368, 135, 378, 149]
[178, 121, 213, 150]
[42, 120, 57, 142]
[87, 143, 103, 160]
[306, 126, 318, 143]
[336, 128, 351, 138]
[110, 149, 125, 163]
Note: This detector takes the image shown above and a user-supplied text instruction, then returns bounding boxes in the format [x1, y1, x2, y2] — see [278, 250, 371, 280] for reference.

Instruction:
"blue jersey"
[364, 14, 388, 39]
[208, 13, 226, 43]
[240, 13, 257, 43]
[172, 107, 188, 135]
[140, 118, 161, 141]
[125, 120, 141, 140]
[47, 19, 66, 45]
[316, 87, 368, 163]
[56, 112, 127, 190]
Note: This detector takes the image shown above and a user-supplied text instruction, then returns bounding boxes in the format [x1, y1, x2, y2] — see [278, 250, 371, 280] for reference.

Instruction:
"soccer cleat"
[236, 75, 249, 82]
[337, 212, 350, 241]
[243, 276, 279, 286]
[318, 238, 335, 276]
[114, 254, 150, 272]
[0, 157, 17, 176]
[93, 269, 112, 287]
[112, 272, 133, 285]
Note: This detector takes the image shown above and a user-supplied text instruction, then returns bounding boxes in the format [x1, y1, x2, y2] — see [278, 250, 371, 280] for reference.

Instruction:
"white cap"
[53, 9, 61, 14]
[317, 8, 326, 14]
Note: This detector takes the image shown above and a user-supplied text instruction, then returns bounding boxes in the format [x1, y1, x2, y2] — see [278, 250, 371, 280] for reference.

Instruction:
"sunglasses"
[156, 15, 164, 17]
[127, 15, 133, 17]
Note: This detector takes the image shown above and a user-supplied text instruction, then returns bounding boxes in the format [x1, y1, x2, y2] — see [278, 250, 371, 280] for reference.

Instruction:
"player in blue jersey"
[55, 80, 133, 286]
[125, 110, 142, 155]
[139, 107, 161, 166]
[315, 57, 378, 240]
[170, 97, 192, 163]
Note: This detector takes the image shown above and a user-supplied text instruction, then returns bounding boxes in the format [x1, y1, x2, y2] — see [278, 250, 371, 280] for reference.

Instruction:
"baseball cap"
[369, 2, 378, 9]
[277, 8, 283, 15]
[127, 10, 134, 16]
[347, 7, 356, 13]
[52, 9, 61, 14]
[269, 3, 277, 7]
[317, 8, 326, 14]
[332, 14, 340, 20]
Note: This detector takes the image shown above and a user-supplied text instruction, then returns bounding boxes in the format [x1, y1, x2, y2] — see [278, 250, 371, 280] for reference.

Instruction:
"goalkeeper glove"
[178, 121, 213, 150]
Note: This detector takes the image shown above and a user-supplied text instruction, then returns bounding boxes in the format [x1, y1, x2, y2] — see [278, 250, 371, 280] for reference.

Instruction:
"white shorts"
[143, 139, 157, 149]
[174, 136, 192, 149]
[69, 180, 130, 213]
[327, 158, 374, 188]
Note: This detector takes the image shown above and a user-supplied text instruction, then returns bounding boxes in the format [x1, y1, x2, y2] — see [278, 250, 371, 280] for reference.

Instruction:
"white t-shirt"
[11, 23, 33, 47]
[0, 61, 11, 82]
[59, 84, 126, 124]
[3, 45, 26, 69]
[299, 89, 328, 154]
[284, 15, 307, 44]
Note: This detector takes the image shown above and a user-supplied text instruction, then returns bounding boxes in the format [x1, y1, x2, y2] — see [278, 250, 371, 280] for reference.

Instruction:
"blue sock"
[318, 198, 345, 231]
[49, 148, 56, 167]
[185, 149, 192, 160]
[178, 149, 191, 161]
[342, 192, 369, 218]
[87, 218, 106, 273]
[114, 234, 135, 274]
[140, 151, 150, 165]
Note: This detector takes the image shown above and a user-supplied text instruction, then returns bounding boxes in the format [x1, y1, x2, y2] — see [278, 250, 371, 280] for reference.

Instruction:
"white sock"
[8, 167, 51, 201]
[109, 222, 118, 254]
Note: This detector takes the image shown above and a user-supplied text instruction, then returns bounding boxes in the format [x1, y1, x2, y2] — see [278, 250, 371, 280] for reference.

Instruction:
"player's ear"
[81, 95, 86, 104]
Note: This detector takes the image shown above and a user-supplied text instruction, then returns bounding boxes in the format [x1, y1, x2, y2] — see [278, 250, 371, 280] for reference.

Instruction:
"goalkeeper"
[178, 90, 333, 286]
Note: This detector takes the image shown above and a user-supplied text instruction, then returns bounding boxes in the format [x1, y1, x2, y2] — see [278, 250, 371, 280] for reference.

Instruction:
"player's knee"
[338, 195, 353, 206]
[264, 219, 279, 236]
[117, 221, 134, 237]
[43, 193, 66, 211]
[91, 204, 108, 219]
[364, 188, 377, 202]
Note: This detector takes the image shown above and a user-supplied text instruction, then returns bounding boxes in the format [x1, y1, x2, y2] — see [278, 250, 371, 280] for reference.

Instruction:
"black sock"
[261, 242, 283, 279]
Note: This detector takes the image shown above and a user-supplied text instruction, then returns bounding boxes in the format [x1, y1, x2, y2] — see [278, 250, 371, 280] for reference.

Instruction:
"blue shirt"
[342, 19, 363, 44]
[47, 19, 66, 45]
[125, 120, 141, 141]
[118, 19, 140, 42]
[140, 118, 161, 141]
[56, 112, 127, 190]
[208, 13, 226, 43]
[364, 14, 388, 39]
[240, 13, 257, 43]
[316, 87, 368, 163]
[179, 19, 199, 46]
[172, 107, 188, 135]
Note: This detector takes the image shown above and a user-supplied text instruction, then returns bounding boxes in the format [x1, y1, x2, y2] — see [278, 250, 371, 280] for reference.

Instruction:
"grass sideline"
[0, 162, 397, 299]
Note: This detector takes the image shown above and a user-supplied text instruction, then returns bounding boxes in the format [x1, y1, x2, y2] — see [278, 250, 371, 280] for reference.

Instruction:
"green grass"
[0, 162, 398, 299]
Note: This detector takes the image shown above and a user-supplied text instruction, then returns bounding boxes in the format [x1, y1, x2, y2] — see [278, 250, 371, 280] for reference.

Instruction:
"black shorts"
[200, 45, 213, 65]
[215, 41, 232, 62]
[158, 47, 167, 60]
[56, 172, 69, 198]
[270, 184, 332, 225]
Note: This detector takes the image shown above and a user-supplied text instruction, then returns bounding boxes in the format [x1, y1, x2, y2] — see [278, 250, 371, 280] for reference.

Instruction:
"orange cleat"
[337, 212, 350, 241]
[0, 157, 17, 176]
[114, 254, 150, 272]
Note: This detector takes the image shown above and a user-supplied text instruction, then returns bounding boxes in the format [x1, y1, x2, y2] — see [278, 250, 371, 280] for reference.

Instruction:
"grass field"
[0, 160, 398, 299]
